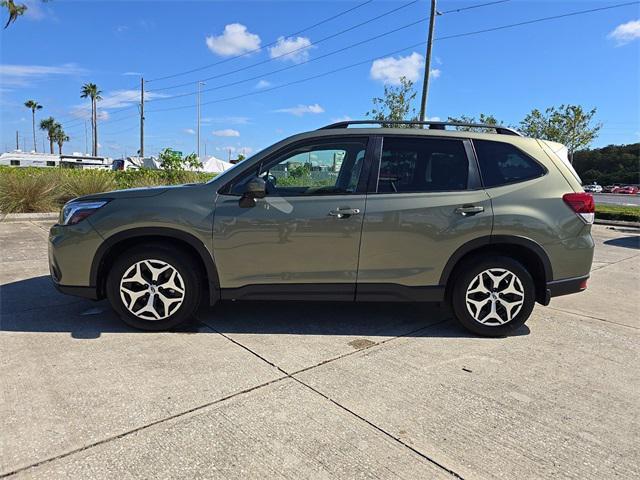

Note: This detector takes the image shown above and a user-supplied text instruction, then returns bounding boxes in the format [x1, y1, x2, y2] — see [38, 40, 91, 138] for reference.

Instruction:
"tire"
[106, 245, 202, 331]
[451, 256, 535, 337]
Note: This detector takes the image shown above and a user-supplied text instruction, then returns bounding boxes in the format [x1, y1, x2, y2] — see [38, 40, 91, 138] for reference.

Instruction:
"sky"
[1, 0, 639, 159]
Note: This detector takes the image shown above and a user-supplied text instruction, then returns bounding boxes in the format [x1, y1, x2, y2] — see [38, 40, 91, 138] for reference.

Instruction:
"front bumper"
[49, 221, 103, 298]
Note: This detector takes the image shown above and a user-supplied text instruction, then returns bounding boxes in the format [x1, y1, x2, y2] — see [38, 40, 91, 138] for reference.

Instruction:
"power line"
[436, 1, 639, 41]
[146, 0, 638, 115]
[146, 0, 375, 83]
[439, 0, 510, 15]
[147, 17, 429, 104]
[147, 0, 419, 92]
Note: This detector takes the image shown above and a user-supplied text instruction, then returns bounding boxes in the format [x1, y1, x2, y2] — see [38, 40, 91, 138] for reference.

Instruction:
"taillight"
[563, 192, 595, 224]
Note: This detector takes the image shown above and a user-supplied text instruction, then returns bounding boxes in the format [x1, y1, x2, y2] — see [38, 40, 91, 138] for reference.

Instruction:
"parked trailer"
[0, 151, 112, 169]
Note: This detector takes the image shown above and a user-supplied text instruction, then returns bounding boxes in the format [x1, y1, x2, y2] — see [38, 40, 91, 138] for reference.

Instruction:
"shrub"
[0, 167, 217, 213]
[0, 169, 60, 214]
[63, 170, 117, 202]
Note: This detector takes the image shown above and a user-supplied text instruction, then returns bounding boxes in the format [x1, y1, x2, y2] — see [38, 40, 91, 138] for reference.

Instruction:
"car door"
[356, 135, 493, 300]
[213, 136, 372, 300]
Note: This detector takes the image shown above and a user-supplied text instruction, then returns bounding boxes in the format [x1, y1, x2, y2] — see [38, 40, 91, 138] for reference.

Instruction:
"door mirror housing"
[239, 176, 266, 208]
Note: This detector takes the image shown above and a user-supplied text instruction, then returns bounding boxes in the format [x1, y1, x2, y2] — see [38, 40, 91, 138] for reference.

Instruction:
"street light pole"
[419, 0, 437, 122]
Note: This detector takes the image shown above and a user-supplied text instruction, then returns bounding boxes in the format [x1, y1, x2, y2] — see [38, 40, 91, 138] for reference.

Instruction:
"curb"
[1, 212, 59, 222]
[594, 218, 640, 229]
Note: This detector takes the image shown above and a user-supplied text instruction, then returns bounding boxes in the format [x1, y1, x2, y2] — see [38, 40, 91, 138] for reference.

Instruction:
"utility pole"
[140, 76, 145, 158]
[15, 131, 19, 150]
[419, 0, 437, 122]
[196, 81, 204, 159]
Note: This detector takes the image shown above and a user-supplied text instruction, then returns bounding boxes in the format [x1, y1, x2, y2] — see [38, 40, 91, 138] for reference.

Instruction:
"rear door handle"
[455, 205, 484, 216]
[328, 207, 361, 219]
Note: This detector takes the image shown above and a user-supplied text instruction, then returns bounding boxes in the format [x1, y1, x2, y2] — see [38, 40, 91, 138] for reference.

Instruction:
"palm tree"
[2, 0, 27, 29]
[80, 83, 102, 156]
[39, 117, 57, 154]
[52, 124, 69, 154]
[24, 100, 42, 152]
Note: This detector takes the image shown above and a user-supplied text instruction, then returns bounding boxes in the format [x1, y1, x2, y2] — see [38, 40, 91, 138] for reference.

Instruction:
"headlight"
[60, 200, 108, 225]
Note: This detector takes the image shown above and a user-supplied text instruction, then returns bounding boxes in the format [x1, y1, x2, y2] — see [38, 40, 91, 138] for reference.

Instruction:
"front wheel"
[106, 245, 202, 331]
[451, 256, 535, 337]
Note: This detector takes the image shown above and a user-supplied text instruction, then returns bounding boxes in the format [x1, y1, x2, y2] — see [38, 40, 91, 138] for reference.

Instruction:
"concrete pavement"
[1, 221, 638, 479]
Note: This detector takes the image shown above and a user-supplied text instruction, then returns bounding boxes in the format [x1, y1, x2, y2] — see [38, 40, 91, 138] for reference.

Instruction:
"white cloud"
[70, 89, 167, 120]
[608, 19, 640, 45]
[268, 36, 313, 63]
[430, 68, 441, 79]
[331, 115, 353, 123]
[370, 52, 424, 85]
[426, 116, 441, 121]
[275, 103, 324, 116]
[213, 129, 240, 137]
[122, 71, 141, 76]
[0, 63, 86, 87]
[183, 128, 196, 135]
[206, 23, 261, 56]
[255, 79, 271, 89]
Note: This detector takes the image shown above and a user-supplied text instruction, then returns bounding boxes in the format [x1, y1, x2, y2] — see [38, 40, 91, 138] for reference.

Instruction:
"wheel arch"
[91, 227, 220, 305]
[440, 235, 553, 305]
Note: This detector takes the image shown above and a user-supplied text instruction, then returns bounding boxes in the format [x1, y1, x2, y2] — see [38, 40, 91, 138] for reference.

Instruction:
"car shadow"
[1, 275, 530, 339]
[603, 236, 640, 250]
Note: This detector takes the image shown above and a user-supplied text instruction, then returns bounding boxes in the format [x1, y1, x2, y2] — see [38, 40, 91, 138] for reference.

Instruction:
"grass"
[595, 204, 640, 223]
[0, 167, 216, 214]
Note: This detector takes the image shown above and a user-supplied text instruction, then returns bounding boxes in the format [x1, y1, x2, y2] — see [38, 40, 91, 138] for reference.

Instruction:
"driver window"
[259, 139, 368, 196]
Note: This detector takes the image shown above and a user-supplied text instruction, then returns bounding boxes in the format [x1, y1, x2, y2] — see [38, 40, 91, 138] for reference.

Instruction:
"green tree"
[39, 117, 57, 154]
[24, 100, 43, 152]
[80, 83, 102, 156]
[366, 77, 418, 127]
[158, 149, 203, 171]
[236, 154, 246, 162]
[447, 113, 503, 132]
[519, 105, 602, 163]
[52, 124, 69, 154]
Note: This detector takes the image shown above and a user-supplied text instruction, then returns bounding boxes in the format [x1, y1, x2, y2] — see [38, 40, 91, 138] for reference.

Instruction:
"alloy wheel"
[465, 268, 525, 326]
[119, 259, 185, 320]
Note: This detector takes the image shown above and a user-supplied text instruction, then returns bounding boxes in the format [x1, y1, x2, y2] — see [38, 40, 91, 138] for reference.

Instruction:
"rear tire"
[106, 245, 202, 331]
[451, 256, 535, 337]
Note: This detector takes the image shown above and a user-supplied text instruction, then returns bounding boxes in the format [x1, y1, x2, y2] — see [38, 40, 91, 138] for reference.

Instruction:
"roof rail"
[318, 120, 522, 136]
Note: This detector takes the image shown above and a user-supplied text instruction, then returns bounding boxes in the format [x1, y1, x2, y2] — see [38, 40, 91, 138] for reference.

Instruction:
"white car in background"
[583, 183, 603, 193]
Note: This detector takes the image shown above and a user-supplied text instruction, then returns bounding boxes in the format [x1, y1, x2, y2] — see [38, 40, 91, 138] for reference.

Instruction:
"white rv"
[0, 151, 113, 169]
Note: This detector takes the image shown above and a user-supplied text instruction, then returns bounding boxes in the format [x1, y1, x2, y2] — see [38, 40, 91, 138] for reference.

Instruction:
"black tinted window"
[474, 140, 545, 187]
[378, 137, 468, 193]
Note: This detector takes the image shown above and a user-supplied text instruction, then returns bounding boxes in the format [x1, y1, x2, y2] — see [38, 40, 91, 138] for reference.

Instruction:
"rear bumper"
[542, 275, 589, 305]
[53, 282, 99, 300]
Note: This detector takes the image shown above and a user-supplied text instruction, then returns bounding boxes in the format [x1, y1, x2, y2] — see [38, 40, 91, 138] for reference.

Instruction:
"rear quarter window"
[474, 139, 545, 188]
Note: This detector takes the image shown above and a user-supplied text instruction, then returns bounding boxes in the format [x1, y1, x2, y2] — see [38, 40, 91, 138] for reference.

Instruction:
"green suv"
[49, 120, 595, 336]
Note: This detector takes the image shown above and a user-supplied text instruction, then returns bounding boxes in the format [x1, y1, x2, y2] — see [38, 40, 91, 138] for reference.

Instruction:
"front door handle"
[455, 205, 484, 216]
[328, 207, 361, 219]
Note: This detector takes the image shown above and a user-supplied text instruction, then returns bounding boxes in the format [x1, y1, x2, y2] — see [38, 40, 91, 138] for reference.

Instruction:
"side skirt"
[220, 283, 445, 303]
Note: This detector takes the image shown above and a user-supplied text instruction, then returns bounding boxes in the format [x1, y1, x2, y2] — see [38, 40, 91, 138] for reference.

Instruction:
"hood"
[76, 185, 171, 202]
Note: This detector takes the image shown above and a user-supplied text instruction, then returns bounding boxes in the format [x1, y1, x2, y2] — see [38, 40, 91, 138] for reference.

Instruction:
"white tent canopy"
[201, 156, 233, 173]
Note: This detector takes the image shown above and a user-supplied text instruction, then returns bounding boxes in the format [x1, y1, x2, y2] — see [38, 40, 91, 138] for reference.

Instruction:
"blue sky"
[1, 0, 639, 159]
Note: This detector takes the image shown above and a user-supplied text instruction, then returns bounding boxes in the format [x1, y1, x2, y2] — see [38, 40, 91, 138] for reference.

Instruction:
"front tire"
[451, 256, 535, 337]
[106, 245, 202, 331]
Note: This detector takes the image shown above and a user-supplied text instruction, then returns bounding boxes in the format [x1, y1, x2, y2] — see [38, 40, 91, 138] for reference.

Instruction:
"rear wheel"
[106, 245, 202, 331]
[451, 256, 535, 337]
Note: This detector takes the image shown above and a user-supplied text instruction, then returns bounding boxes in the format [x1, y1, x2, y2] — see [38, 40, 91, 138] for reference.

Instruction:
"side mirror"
[239, 177, 266, 208]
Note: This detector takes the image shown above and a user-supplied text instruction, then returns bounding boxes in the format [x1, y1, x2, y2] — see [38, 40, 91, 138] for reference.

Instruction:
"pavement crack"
[545, 306, 639, 330]
[0, 375, 289, 479]
[199, 317, 463, 478]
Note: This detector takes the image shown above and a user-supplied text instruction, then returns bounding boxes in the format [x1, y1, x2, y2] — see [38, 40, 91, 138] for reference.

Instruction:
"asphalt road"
[593, 193, 640, 206]
[1, 221, 639, 479]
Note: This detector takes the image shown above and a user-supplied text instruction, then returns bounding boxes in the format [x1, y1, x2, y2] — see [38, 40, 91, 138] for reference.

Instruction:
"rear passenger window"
[378, 137, 469, 193]
[474, 140, 545, 188]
